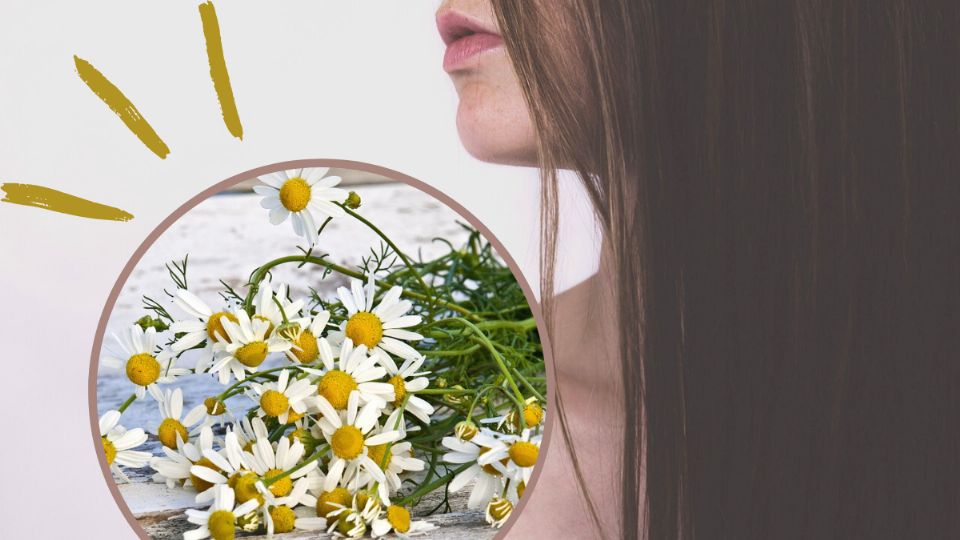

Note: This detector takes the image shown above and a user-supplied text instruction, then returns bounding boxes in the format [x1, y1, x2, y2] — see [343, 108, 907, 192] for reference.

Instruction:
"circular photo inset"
[92, 163, 547, 539]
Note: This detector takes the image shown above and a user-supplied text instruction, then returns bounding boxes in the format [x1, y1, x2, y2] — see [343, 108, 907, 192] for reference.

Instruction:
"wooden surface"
[98, 182, 497, 538]
[115, 443, 496, 540]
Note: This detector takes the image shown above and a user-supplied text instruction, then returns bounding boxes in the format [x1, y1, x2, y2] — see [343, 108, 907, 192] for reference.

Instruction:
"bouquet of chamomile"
[98, 168, 545, 540]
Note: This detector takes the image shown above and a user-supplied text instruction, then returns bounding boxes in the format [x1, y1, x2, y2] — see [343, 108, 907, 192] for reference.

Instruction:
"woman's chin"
[455, 90, 538, 167]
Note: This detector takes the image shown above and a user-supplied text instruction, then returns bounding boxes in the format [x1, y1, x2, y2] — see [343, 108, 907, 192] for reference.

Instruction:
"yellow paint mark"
[74, 55, 170, 159]
[199, 2, 243, 139]
[1, 183, 134, 222]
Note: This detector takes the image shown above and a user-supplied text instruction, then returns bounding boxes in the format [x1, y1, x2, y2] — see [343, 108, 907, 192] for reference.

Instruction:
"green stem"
[216, 366, 291, 400]
[416, 388, 476, 396]
[423, 344, 481, 357]
[510, 366, 546, 403]
[338, 204, 430, 294]
[271, 296, 290, 324]
[439, 318, 525, 403]
[241, 256, 477, 319]
[117, 393, 137, 414]
[475, 318, 537, 332]
[397, 462, 474, 506]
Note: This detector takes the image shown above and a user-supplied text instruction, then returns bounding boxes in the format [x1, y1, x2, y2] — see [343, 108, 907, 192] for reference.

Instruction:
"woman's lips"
[437, 11, 504, 72]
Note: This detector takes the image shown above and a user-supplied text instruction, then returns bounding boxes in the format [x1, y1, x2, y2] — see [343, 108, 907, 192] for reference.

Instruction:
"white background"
[0, 1, 598, 537]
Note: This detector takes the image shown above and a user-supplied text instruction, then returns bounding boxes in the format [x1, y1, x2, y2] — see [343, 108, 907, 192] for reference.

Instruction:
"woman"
[439, 1, 960, 539]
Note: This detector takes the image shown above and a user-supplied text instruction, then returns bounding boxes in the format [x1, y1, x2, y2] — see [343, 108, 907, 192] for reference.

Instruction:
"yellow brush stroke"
[199, 1, 243, 139]
[74, 55, 170, 159]
[1, 183, 134, 222]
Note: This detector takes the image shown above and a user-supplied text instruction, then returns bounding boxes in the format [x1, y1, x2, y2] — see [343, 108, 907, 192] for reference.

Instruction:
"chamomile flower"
[254, 167, 348, 244]
[252, 280, 305, 337]
[99, 410, 150, 482]
[255, 470, 327, 535]
[208, 310, 291, 384]
[150, 425, 216, 489]
[295, 491, 376, 537]
[190, 430, 252, 503]
[243, 436, 318, 502]
[150, 386, 207, 449]
[442, 431, 509, 509]
[284, 310, 332, 364]
[357, 410, 425, 502]
[184, 484, 260, 540]
[169, 289, 238, 373]
[315, 391, 401, 492]
[305, 337, 394, 410]
[479, 429, 541, 486]
[100, 325, 189, 399]
[330, 275, 424, 361]
[288, 508, 349, 535]
[305, 486, 353, 528]
[248, 369, 316, 424]
[371, 504, 436, 538]
[377, 354, 434, 424]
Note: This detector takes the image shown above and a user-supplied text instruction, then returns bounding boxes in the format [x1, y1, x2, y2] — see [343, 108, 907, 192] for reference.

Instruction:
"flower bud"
[345, 191, 362, 209]
[454, 420, 479, 441]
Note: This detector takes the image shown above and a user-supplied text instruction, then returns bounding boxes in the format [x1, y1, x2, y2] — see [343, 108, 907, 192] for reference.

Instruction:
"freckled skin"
[439, 0, 538, 166]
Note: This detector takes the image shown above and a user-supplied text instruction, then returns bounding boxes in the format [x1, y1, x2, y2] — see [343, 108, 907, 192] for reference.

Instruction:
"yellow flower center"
[279, 177, 311, 212]
[270, 505, 296, 534]
[265, 467, 292, 497]
[290, 329, 319, 363]
[235, 341, 268, 367]
[102, 437, 116, 465]
[230, 472, 264, 505]
[487, 497, 513, 522]
[317, 487, 352, 519]
[523, 402, 544, 427]
[125, 353, 160, 386]
[158, 418, 188, 449]
[331, 426, 364, 460]
[388, 375, 406, 406]
[319, 369, 358, 410]
[204, 396, 226, 416]
[253, 314, 274, 337]
[190, 457, 220, 493]
[386, 505, 411, 533]
[208, 509, 236, 540]
[509, 441, 539, 468]
[344, 311, 384, 349]
[285, 409, 305, 424]
[366, 444, 392, 469]
[207, 311, 238, 342]
[260, 390, 289, 418]
[479, 447, 507, 477]
[508, 401, 545, 431]
[355, 492, 370, 511]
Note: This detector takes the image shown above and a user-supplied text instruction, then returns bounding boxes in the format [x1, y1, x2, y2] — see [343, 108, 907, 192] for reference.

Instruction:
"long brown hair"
[492, 1, 960, 538]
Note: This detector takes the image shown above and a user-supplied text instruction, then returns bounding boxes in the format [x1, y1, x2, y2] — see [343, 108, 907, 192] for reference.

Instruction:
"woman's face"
[436, 0, 537, 166]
